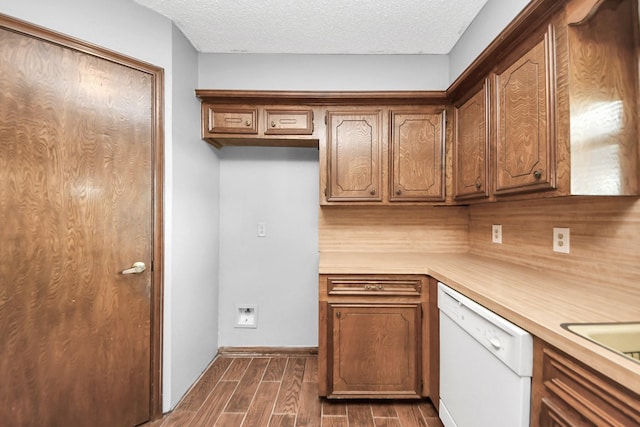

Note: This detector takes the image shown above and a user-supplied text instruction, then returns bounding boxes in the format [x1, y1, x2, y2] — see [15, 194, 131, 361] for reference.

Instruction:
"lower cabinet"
[531, 338, 640, 426]
[318, 275, 433, 399]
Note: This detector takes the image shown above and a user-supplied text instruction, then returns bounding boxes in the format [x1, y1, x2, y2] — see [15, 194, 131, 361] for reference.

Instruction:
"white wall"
[448, 0, 531, 83]
[217, 147, 319, 347]
[198, 53, 449, 90]
[1, 0, 220, 412]
[170, 26, 221, 409]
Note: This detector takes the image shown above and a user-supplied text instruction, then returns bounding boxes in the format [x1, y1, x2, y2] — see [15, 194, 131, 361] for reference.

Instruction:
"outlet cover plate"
[492, 224, 502, 244]
[235, 304, 258, 328]
[553, 227, 570, 254]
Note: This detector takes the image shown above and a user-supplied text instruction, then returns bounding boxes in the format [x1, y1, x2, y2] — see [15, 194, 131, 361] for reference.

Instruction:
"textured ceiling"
[133, 0, 489, 54]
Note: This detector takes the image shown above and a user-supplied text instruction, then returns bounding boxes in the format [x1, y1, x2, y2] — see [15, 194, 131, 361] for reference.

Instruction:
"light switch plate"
[553, 227, 570, 253]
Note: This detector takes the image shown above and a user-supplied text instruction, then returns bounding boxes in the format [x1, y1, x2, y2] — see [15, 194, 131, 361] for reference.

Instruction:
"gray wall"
[449, 0, 531, 83]
[217, 147, 319, 347]
[198, 53, 450, 90]
[1, 0, 221, 411]
[170, 26, 221, 409]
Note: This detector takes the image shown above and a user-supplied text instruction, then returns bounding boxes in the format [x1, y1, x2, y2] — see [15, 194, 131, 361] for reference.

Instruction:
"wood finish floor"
[144, 355, 443, 427]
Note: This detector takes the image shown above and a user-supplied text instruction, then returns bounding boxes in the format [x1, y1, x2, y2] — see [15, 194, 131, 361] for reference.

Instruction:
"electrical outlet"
[553, 227, 570, 254]
[492, 224, 502, 244]
[257, 222, 267, 237]
[235, 304, 258, 328]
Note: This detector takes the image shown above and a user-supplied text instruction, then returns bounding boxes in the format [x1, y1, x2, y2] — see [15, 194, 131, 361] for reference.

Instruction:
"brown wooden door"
[389, 110, 445, 202]
[328, 303, 421, 398]
[326, 110, 382, 201]
[494, 25, 557, 195]
[0, 22, 160, 427]
[453, 80, 490, 200]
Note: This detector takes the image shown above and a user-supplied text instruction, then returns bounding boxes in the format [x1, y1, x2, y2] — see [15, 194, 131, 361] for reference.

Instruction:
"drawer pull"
[364, 284, 385, 291]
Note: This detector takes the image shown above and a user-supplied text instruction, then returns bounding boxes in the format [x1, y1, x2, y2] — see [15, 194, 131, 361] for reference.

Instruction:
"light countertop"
[319, 251, 640, 395]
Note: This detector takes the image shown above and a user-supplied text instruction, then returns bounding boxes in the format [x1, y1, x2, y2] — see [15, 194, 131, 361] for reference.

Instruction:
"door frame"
[0, 13, 165, 420]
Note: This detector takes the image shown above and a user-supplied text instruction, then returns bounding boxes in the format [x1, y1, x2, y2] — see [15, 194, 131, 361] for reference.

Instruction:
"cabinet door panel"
[495, 25, 556, 195]
[326, 111, 382, 201]
[264, 109, 313, 135]
[206, 106, 258, 134]
[329, 304, 421, 398]
[454, 81, 490, 200]
[390, 111, 445, 201]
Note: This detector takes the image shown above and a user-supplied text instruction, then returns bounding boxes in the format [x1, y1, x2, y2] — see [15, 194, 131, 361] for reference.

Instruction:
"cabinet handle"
[245, 120, 251, 127]
[533, 170, 542, 180]
[336, 311, 341, 318]
[395, 189, 402, 195]
[271, 120, 276, 127]
[370, 189, 376, 195]
[475, 182, 482, 190]
[364, 284, 385, 291]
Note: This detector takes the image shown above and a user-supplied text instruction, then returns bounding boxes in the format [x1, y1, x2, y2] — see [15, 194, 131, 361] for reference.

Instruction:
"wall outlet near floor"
[492, 224, 502, 244]
[553, 227, 570, 254]
[235, 304, 258, 328]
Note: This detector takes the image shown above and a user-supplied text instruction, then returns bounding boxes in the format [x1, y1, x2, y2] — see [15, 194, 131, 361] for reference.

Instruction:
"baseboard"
[217, 346, 318, 356]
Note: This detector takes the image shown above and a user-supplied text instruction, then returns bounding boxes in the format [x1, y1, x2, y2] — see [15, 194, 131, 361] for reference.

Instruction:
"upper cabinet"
[199, 99, 318, 148]
[494, 25, 557, 196]
[453, 79, 490, 200]
[390, 110, 445, 202]
[448, 0, 639, 202]
[196, 0, 639, 204]
[323, 107, 446, 205]
[325, 110, 383, 202]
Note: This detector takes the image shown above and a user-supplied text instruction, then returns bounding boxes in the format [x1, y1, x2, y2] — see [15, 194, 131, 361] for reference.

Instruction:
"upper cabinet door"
[494, 25, 557, 196]
[326, 110, 383, 201]
[205, 105, 258, 135]
[453, 80, 490, 200]
[390, 110, 445, 202]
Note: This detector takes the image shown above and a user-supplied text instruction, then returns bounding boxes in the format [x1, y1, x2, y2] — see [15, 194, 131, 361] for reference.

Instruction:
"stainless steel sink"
[562, 322, 640, 363]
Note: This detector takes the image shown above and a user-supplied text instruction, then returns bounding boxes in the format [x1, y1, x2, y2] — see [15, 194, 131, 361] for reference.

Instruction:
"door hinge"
[421, 306, 424, 318]
[324, 113, 328, 125]
[150, 260, 154, 272]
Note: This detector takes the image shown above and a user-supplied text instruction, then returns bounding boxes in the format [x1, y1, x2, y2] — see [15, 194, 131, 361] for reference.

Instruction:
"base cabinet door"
[531, 338, 640, 427]
[328, 303, 421, 398]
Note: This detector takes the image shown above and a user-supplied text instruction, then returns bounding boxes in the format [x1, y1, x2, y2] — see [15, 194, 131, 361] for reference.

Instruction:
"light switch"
[257, 222, 267, 237]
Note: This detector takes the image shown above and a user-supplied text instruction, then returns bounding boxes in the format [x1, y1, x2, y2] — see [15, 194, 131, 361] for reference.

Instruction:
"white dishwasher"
[438, 282, 533, 427]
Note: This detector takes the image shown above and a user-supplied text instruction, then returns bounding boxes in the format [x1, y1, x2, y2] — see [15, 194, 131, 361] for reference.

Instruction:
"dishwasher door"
[438, 282, 532, 427]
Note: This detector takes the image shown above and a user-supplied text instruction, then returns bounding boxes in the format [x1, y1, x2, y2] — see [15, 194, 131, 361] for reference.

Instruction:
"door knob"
[122, 262, 146, 275]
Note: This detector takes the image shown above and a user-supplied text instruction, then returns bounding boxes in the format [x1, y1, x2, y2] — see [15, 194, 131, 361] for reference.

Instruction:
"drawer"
[264, 109, 313, 135]
[327, 276, 422, 296]
[206, 106, 258, 134]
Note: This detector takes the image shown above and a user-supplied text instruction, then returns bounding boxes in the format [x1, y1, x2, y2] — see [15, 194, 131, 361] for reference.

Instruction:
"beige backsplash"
[319, 197, 640, 290]
[468, 196, 640, 289]
[319, 205, 469, 253]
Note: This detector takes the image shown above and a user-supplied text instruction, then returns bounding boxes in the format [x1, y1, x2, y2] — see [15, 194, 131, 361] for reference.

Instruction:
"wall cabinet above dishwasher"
[449, 0, 640, 202]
